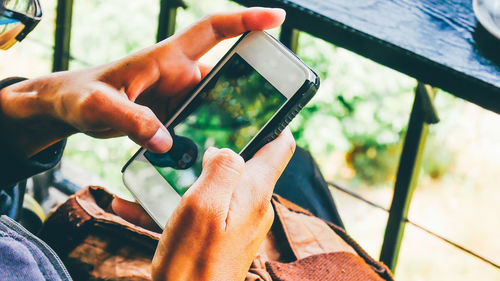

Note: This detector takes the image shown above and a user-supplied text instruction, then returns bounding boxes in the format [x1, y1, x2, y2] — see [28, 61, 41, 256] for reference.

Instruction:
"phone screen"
[143, 53, 287, 196]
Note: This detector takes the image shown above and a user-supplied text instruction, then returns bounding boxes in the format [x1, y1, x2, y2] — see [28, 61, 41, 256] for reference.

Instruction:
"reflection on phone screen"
[145, 54, 287, 195]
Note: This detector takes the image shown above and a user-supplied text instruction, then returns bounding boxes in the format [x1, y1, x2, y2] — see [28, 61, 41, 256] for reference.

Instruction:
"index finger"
[172, 7, 286, 60]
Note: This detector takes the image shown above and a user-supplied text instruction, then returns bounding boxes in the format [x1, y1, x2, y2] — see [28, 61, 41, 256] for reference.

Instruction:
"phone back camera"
[145, 135, 198, 170]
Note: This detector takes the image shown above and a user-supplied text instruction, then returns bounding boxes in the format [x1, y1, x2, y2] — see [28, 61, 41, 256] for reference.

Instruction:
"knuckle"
[204, 14, 225, 40]
[182, 193, 215, 215]
[208, 148, 245, 175]
[181, 194, 225, 230]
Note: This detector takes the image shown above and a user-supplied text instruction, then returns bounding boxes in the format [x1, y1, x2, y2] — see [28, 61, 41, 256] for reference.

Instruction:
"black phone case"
[122, 32, 319, 172]
[239, 76, 319, 161]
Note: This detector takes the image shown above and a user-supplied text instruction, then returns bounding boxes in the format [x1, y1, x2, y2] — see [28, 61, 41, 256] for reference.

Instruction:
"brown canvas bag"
[38, 186, 394, 281]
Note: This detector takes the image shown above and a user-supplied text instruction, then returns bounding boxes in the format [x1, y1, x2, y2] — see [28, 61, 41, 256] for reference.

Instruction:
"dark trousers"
[275, 147, 344, 228]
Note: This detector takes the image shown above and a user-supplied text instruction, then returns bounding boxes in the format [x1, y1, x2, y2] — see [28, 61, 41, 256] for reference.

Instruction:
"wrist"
[0, 77, 76, 157]
[0, 77, 62, 119]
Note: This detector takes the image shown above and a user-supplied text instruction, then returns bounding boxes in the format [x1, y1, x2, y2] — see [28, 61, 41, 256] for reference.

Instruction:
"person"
[0, 1, 342, 280]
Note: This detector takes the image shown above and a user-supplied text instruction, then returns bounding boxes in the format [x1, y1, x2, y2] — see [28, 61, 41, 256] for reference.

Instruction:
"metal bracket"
[379, 82, 439, 271]
[279, 21, 300, 53]
[157, 0, 187, 42]
[415, 83, 439, 124]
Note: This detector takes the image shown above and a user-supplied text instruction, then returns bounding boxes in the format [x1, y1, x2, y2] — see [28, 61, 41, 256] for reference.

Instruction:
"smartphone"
[122, 31, 319, 228]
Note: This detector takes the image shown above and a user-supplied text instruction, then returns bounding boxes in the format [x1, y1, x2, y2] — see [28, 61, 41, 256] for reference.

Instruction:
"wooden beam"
[52, 0, 74, 72]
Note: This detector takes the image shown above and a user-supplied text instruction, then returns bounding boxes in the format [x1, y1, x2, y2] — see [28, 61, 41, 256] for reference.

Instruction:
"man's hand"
[0, 7, 286, 157]
[150, 128, 295, 281]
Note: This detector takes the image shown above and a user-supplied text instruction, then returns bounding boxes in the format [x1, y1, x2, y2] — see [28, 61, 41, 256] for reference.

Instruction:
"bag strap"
[271, 194, 394, 281]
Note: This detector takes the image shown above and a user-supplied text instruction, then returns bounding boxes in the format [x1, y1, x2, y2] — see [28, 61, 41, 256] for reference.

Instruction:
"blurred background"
[1, 0, 499, 280]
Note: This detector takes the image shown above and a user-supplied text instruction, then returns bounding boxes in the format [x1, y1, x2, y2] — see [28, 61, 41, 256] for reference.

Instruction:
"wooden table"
[234, 0, 500, 113]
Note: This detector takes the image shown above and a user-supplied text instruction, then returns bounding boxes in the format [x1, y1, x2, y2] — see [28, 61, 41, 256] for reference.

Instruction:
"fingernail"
[146, 127, 172, 153]
[204, 146, 218, 158]
[272, 8, 286, 18]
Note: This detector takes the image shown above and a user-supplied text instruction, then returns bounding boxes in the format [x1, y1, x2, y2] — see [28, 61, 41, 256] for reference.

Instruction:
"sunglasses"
[0, 0, 42, 50]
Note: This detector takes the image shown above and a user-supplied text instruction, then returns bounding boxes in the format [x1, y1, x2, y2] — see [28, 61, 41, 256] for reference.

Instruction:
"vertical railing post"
[157, 0, 182, 42]
[379, 82, 439, 271]
[279, 21, 300, 53]
[52, 0, 74, 72]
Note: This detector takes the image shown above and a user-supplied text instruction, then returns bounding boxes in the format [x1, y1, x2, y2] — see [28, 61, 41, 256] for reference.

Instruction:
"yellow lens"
[0, 22, 24, 50]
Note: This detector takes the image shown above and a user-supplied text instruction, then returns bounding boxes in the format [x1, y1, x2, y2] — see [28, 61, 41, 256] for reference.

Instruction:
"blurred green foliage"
[291, 33, 418, 186]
